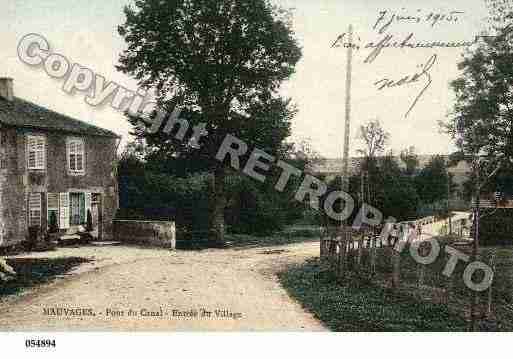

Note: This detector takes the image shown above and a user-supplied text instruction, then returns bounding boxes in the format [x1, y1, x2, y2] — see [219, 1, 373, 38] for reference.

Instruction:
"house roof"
[0, 97, 120, 138]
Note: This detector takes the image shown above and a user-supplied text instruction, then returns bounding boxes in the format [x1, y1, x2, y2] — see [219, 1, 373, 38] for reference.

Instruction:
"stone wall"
[113, 220, 176, 249]
[0, 128, 27, 246]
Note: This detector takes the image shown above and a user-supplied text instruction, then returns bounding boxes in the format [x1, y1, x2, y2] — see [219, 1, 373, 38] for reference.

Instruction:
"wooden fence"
[319, 226, 498, 329]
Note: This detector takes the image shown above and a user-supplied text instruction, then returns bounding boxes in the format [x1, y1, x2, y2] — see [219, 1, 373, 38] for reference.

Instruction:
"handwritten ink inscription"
[373, 9, 465, 34]
[373, 54, 437, 118]
[330, 8, 472, 118]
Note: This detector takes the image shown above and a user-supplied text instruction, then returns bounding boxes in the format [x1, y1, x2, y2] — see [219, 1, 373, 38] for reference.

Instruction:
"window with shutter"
[27, 135, 46, 170]
[47, 193, 59, 232]
[28, 192, 42, 226]
[67, 138, 85, 175]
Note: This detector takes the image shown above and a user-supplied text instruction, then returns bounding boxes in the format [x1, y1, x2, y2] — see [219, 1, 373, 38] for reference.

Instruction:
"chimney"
[0, 78, 14, 102]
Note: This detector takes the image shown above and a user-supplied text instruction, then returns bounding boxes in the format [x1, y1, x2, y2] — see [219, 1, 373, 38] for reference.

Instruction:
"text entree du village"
[43, 307, 243, 320]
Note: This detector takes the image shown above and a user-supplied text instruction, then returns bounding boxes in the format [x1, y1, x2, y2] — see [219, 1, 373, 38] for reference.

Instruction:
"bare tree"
[357, 119, 390, 160]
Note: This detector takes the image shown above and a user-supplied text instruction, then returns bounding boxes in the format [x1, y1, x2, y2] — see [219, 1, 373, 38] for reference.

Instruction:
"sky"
[0, 0, 491, 158]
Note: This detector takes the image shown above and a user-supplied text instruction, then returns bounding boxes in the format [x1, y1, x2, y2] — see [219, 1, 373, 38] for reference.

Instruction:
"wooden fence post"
[392, 249, 401, 289]
[330, 240, 337, 268]
[445, 271, 454, 306]
[357, 233, 364, 271]
[417, 243, 426, 288]
[417, 262, 425, 288]
[370, 235, 376, 277]
[340, 228, 349, 279]
[486, 253, 496, 318]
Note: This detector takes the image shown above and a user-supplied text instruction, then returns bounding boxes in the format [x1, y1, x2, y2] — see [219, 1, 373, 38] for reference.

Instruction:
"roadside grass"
[471, 245, 513, 330]
[177, 226, 321, 250]
[226, 226, 321, 248]
[373, 239, 513, 330]
[0, 257, 91, 299]
[278, 257, 469, 331]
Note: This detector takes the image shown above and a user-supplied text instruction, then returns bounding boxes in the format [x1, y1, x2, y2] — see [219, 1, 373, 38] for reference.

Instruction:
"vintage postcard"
[1, 0, 513, 355]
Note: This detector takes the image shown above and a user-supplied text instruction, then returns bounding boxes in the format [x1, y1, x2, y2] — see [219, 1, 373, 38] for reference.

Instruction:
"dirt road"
[0, 242, 325, 331]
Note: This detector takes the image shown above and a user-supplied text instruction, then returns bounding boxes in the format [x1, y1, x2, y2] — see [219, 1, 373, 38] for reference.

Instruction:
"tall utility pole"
[341, 24, 353, 200]
[471, 158, 481, 331]
[447, 168, 452, 235]
[338, 24, 354, 277]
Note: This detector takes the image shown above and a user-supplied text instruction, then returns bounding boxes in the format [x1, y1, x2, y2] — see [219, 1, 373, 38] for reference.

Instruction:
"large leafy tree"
[373, 154, 420, 221]
[444, 23, 513, 171]
[117, 0, 302, 242]
[414, 155, 451, 205]
[443, 13, 513, 329]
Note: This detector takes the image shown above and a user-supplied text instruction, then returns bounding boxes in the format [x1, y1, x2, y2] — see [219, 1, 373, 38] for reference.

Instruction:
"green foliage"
[479, 208, 513, 246]
[415, 155, 450, 205]
[118, 168, 211, 239]
[375, 175, 420, 221]
[117, 0, 302, 240]
[481, 166, 513, 197]
[117, 0, 301, 112]
[225, 228, 320, 248]
[367, 154, 420, 221]
[444, 24, 513, 164]
[117, 142, 310, 238]
[86, 210, 93, 232]
[448, 151, 466, 167]
[48, 211, 58, 234]
[278, 258, 468, 331]
[0, 257, 90, 298]
[26, 226, 40, 252]
[319, 154, 420, 225]
[400, 146, 419, 176]
[226, 176, 283, 235]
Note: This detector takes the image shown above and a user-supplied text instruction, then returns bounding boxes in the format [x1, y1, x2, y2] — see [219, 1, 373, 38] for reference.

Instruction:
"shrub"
[86, 210, 93, 232]
[26, 225, 40, 251]
[118, 171, 210, 240]
[48, 211, 59, 234]
[225, 175, 298, 236]
[479, 208, 513, 246]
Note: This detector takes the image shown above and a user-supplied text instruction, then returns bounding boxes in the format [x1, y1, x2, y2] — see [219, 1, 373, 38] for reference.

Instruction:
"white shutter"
[47, 193, 59, 210]
[77, 141, 84, 171]
[28, 193, 42, 226]
[27, 137, 37, 169]
[68, 140, 73, 171]
[59, 192, 70, 229]
[35, 137, 45, 169]
[85, 192, 92, 220]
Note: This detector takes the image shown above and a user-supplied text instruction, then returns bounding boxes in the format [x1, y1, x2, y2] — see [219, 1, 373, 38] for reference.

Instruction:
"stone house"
[0, 78, 120, 247]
